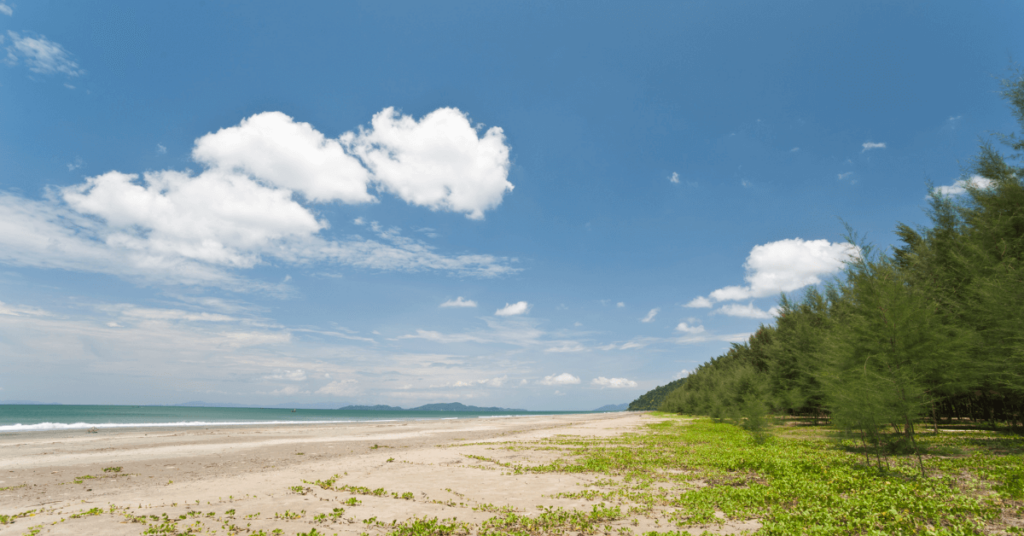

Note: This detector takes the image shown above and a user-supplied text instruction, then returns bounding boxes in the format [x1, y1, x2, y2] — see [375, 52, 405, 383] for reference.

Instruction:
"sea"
[0, 404, 578, 433]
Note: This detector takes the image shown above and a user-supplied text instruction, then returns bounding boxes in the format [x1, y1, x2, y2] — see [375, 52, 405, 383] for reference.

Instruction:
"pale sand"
[0, 412, 760, 535]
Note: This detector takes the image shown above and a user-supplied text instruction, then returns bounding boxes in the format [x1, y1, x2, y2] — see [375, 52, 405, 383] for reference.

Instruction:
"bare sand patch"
[0, 412, 759, 535]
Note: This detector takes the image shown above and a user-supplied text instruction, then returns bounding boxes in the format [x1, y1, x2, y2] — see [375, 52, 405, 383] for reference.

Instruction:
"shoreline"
[0, 412, 564, 434]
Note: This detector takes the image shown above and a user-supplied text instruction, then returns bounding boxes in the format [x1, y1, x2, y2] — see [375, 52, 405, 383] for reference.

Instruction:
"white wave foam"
[0, 419, 401, 433]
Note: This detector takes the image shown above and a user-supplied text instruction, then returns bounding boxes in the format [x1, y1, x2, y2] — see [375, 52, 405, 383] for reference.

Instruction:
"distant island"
[592, 403, 629, 412]
[339, 402, 527, 412]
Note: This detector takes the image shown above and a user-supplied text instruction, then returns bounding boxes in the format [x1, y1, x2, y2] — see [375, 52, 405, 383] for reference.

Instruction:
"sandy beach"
[0, 412, 758, 535]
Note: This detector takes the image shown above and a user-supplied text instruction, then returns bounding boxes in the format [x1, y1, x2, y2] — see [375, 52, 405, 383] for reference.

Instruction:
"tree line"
[659, 72, 1024, 464]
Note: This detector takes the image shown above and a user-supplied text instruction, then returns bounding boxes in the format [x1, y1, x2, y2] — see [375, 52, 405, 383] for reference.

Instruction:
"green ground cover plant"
[524, 415, 1020, 535]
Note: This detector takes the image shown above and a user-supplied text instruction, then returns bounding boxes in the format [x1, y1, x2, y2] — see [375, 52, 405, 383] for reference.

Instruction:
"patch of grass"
[102, 466, 122, 473]
[386, 516, 470, 536]
[514, 417, 1019, 534]
[0, 509, 36, 524]
[69, 507, 103, 519]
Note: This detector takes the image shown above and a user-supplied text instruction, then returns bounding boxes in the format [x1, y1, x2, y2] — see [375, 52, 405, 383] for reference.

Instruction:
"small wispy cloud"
[668, 172, 679, 184]
[838, 172, 853, 181]
[6, 31, 84, 77]
[591, 377, 637, 389]
[544, 342, 586, 353]
[861, 142, 886, 152]
[685, 296, 713, 308]
[616, 302, 625, 308]
[316, 379, 356, 396]
[640, 308, 659, 323]
[790, 147, 800, 152]
[932, 175, 993, 198]
[495, 301, 530, 316]
[675, 321, 704, 334]
[712, 302, 780, 319]
[265, 369, 307, 381]
[440, 297, 477, 308]
[157, 144, 167, 154]
[0, 3, 12, 16]
[538, 373, 580, 386]
[452, 376, 507, 388]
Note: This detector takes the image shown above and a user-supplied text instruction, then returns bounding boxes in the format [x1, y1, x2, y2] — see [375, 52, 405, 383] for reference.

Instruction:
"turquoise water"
[0, 405, 574, 432]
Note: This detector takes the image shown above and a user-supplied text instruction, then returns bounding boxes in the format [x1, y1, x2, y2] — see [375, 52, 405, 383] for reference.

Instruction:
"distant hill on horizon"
[338, 402, 527, 412]
[593, 403, 629, 412]
[335, 404, 405, 411]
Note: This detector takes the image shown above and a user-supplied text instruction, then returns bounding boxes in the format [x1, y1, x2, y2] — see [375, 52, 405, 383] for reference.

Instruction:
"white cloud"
[616, 302, 625, 308]
[316, 380, 356, 396]
[932, 175, 994, 197]
[591, 377, 637, 389]
[668, 172, 679, 184]
[117, 307, 236, 323]
[675, 369, 690, 379]
[397, 317, 546, 349]
[640, 308, 659, 323]
[862, 142, 886, 152]
[538, 373, 580, 386]
[0, 3, 12, 16]
[157, 144, 167, 154]
[741, 179, 752, 188]
[706, 238, 858, 302]
[0, 300, 50, 317]
[0, 109, 520, 288]
[6, 32, 83, 76]
[452, 376, 506, 388]
[353, 217, 365, 225]
[495, 301, 530, 316]
[675, 322, 704, 334]
[193, 111, 375, 204]
[397, 330, 489, 344]
[270, 385, 307, 396]
[712, 303, 781, 319]
[685, 296, 713, 308]
[63, 169, 324, 269]
[440, 297, 477, 308]
[837, 172, 853, 181]
[265, 369, 307, 381]
[220, 331, 292, 347]
[790, 147, 800, 152]
[544, 342, 586, 353]
[342, 107, 513, 220]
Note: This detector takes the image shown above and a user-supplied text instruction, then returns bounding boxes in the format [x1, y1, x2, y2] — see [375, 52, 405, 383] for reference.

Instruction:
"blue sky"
[1, 1, 1021, 410]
